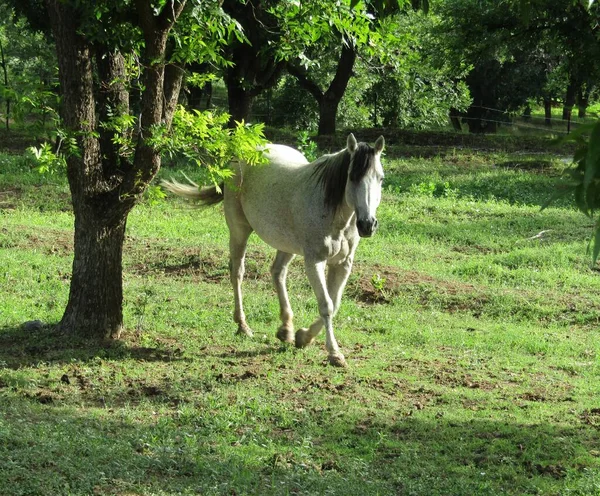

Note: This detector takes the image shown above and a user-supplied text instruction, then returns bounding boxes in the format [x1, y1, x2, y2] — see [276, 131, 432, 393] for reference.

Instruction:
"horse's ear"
[374, 136, 385, 154]
[347, 133, 358, 153]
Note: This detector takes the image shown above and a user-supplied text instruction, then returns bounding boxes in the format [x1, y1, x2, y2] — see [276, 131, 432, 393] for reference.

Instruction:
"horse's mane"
[310, 142, 375, 211]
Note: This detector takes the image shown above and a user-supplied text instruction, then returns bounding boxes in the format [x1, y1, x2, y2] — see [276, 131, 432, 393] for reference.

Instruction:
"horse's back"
[264, 144, 309, 169]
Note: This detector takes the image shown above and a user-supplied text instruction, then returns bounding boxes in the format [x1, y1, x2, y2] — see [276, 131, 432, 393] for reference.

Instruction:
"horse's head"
[345, 133, 385, 238]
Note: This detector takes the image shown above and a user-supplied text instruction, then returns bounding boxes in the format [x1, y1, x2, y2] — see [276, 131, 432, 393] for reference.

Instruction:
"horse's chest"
[326, 233, 356, 264]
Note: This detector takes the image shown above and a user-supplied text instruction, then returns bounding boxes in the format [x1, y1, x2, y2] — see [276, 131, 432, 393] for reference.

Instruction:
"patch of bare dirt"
[1, 225, 73, 255]
[432, 369, 498, 391]
[580, 408, 600, 426]
[0, 187, 22, 209]
[348, 262, 486, 311]
[126, 241, 273, 283]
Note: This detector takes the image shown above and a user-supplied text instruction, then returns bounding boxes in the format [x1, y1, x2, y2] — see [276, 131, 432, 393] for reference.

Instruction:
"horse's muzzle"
[357, 217, 378, 237]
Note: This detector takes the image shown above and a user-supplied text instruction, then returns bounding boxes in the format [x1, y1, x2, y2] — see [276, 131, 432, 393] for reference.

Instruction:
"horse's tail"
[160, 176, 224, 206]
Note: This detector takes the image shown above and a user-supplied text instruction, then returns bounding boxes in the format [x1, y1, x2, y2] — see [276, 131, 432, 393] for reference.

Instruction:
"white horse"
[162, 133, 385, 367]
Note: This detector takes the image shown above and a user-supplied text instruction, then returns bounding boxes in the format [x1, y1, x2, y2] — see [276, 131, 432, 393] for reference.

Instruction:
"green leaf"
[540, 185, 573, 211]
[593, 223, 600, 264]
[584, 121, 600, 188]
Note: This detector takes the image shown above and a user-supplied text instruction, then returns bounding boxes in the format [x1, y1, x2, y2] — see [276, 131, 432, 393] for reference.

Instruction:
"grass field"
[2, 139, 600, 495]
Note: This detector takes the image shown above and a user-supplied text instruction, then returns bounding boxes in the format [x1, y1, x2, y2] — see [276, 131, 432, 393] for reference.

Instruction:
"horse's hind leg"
[271, 250, 296, 343]
[227, 222, 254, 337]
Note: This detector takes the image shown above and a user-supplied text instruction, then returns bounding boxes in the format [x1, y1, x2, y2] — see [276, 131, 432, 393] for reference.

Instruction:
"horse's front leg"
[271, 250, 296, 344]
[296, 259, 346, 367]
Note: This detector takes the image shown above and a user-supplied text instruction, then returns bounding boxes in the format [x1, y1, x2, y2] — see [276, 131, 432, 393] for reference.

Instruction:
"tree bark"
[46, 0, 123, 338]
[163, 63, 185, 129]
[318, 97, 340, 136]
[46, 0, 186, 339]
[577, 88, 588, 119]
[0, 39, 9, 131]
[562, 78, 577, 121]
[287, 42, 357, 136]
[226, 80, 254, 126]
[96, 48, 129, 174]
[543, 98, 552, 127]
[60, 210, 127, 339]
[449, 108, 462, 131]
[221, 0, 285, 127]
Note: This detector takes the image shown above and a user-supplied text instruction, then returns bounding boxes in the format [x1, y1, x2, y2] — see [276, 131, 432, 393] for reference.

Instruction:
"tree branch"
[95, 47, 130, 175]
[135, 0, 186, 36]
[324, 40, 356, 100]
[163, 62, 185, 127]
[286, 61, 324, 102]
[123, 0, 187, 202]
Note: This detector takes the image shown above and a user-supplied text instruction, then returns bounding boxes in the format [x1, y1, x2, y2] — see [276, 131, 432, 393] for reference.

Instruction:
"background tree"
[363, 10, 470, 129]
[0, 4, 57, 133]
[220, 0, 285, 127]
[436, 0, 600, 134]
[283, 0, 415, 135]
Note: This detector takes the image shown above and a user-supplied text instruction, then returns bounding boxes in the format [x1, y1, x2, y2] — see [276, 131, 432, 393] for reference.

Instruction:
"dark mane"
[310, 142, 375, 211]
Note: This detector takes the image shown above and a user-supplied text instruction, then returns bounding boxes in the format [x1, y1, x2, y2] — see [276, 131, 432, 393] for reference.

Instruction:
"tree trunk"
[562, 80, 577, 121]
[0, 39, 9, 131]
[47, 0, 128, 339]
[544, 99, 552, 127]
[449, 108, 462, 131]
[163, 63, 185, 128]
[318, 98, 339, 136]
[47, 0, 186, 339]
[318, 42, 356, 136]
[221, 0, 284, 127]
[577, 88, 588, 119]
[226, 80, 254, 127]
[465, 105, 496, 133]
[288, 41, 356, 136]
[59, 209, 127, 338]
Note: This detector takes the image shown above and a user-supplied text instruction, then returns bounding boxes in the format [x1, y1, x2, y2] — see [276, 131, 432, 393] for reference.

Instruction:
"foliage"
[27, 130, 80, 174]
[434, 0, 600, 132]
[144, 184, 167, 206]
[0, 3, 58, 133]
[546, 120, 600, 262]
[270, 0, 384, 65]
[153, 106, 268, 184]
[27, 143, 64, 174]
[296, 130, 318, 162]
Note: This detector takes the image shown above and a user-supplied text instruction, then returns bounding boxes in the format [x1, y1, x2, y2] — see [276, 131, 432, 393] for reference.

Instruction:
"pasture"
[2, 137, 600, 495]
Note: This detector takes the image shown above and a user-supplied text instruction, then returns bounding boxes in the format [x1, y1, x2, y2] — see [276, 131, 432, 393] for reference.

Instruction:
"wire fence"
[188, 86, 595, 138]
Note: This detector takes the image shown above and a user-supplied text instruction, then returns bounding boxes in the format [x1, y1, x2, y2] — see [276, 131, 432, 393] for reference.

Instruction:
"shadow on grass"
[0, 324, 187, 368]
[0, 392, 598, 495]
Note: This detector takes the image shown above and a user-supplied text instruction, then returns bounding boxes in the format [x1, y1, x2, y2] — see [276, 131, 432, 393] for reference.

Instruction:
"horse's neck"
[336, 195, 355, 226]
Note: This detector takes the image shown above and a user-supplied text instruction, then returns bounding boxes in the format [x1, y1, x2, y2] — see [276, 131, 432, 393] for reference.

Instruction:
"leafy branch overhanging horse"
[162, 133, 385, 367]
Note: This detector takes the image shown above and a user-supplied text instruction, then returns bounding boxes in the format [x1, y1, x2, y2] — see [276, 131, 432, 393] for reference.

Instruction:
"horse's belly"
[243, 204, 305, 256]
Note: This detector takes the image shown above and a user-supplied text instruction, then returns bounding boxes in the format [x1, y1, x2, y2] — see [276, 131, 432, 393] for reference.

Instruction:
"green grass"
[2, 144, 600, 495]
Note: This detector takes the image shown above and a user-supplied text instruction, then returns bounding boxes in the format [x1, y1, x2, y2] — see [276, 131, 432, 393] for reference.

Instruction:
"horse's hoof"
[295, 328, 314, 348]
[236, 324, 254, 337]
[276, 326, 294, 344]
[328, 354, 347, 368]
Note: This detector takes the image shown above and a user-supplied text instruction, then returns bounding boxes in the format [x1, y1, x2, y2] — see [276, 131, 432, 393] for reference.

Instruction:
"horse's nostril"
[373, 219, 379, 229]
